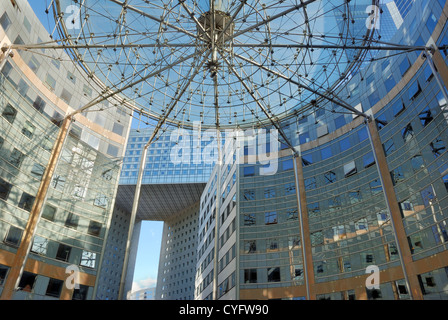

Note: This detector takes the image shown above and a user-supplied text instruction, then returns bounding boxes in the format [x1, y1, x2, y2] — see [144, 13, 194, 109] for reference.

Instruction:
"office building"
[1, 0, 448, 301]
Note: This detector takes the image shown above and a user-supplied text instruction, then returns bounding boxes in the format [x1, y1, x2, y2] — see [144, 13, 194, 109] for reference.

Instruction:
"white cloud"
[132, 277, 157, 292]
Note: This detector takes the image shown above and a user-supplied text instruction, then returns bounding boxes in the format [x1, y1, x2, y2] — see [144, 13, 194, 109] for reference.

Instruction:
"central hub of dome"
[197, 10, 235, 44]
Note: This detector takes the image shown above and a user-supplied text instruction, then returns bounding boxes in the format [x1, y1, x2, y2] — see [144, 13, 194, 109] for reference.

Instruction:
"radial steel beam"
[106, 0, 200, 40]
[179, 0, 211, 42]
[225, 0, 318, 42]
[68, 49, 205, 118]
[220, 52, 296, 151]
[9, 42, 440, 52]
[231, 51, 369, 119]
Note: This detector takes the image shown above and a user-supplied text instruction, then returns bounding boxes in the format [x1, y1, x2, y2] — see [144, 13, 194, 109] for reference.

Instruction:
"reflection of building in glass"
[194, 0, 448, 300]
[2, 0, 448, 301]
[0, 0, 131, 300]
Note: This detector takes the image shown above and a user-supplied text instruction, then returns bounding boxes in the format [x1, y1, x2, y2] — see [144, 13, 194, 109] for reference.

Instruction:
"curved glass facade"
[2, 0, 448, 301]
[0, 0, 131, 300]
[227, 0, 448, 300]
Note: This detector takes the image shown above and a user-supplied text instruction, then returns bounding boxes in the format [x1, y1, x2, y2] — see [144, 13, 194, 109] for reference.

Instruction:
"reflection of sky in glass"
[56, 0, 375, 128]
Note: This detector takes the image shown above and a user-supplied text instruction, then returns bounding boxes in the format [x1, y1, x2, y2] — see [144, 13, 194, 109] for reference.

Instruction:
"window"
[383, 139, 396, 156]
[357, 127, 368, 142]
[30, 163, 45, 180]
[2, 104, 17, 124]
[286, 209, 298, 221]
[355, 218, 368, 233]
[4, 226, 23, 247]
[0, 12, 11, 30]
[264, 187, 275, 198]
[302, 154, 313, 166]
[51, 175, 66, 191]
[399, 58, 411, 76]
[421, 185, 435, 207]
[46, 278, 64, 298]
[391, 166, 405, 185]
[45, 73, 56, 91]
[368, 91, 380, 107]
[293, 266, 303, 280]
[65, 212, 79, 229]
[243, 166, 255, 177]
[408, 81, 422, 101]
[244, 269, 257, 283]
[0, 265, 9, 286]
[41, 204, 56, 221]
[376, 114, 388, 130]
[80, 250, 96, 269]
[370, 179, 382, 194]
[304, 177, 316, 190]
[321, 146, 332, 160]
[243, 189, 255, 201]
[348, 190, 362, 204]
[343, 161, 357, 177]
[282, 159, 294, 171]
[244, 240, 256, 253]
[334, 115, 346, 129]
[88, 221, 102, 237]
[392, 100, 405, 117]
[18, 272, 36, 292]
[430, 137, 446, 158]
[308, 202, 320, 218]
[384, 75, 396, 92]
[284, 182, 295, 195]
[72, 185, 86, 200]
[18, 192, 35, 212]
[264, 211, 277, 225]
[267, 267, 281, 282]
[399, 200, 415, 218]
[366, 288, 382, 300]
[56, 244, 71, 262]
[0, 178, 12, 200]
[66, 71, 76, 84]
[419, 107, 433, 127]
[72, 285, 89, 300]
[267, 238, 279, 251]
[339, 137, 351, 151]
[112, 123, 124, 136]
[324, 171, 336, 184]
[61, 88, 72, 104]
[310, 231, 323, 246]
[243, 214, 256, 226]
[106, 144, 119, 157]
[299, 132, 310, 145]
[9, 148, 24, 168]
[17, 79, 29, 96]
[402, 124, 414, 142]
[31, 235, 48, 255]
[411, 155, 424, 172]
[93, 194, 108, 208]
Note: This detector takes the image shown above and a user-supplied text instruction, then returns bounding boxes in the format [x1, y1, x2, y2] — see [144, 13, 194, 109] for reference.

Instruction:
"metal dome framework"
[3, 0, 448, 301]
[51, 0, 378, 131]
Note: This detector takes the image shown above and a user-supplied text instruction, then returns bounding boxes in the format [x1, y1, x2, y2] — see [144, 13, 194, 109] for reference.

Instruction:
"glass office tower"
[195, 0, 448, 300]
[0, 0, 131, 299]
[2, 0, 448, 301]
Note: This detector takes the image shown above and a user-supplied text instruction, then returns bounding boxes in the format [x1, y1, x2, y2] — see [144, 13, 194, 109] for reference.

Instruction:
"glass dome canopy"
[52, 0, 375, 129]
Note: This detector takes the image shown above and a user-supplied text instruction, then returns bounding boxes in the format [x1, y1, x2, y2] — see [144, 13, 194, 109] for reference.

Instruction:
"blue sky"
[28, 1, 163, 293]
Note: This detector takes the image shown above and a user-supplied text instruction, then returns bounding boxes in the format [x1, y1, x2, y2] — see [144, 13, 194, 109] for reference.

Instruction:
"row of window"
[0, 178, 103, 236]
[242, 209, 298, 227]
[2, 224, 97, 269]
[0, 264, 89, 299]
